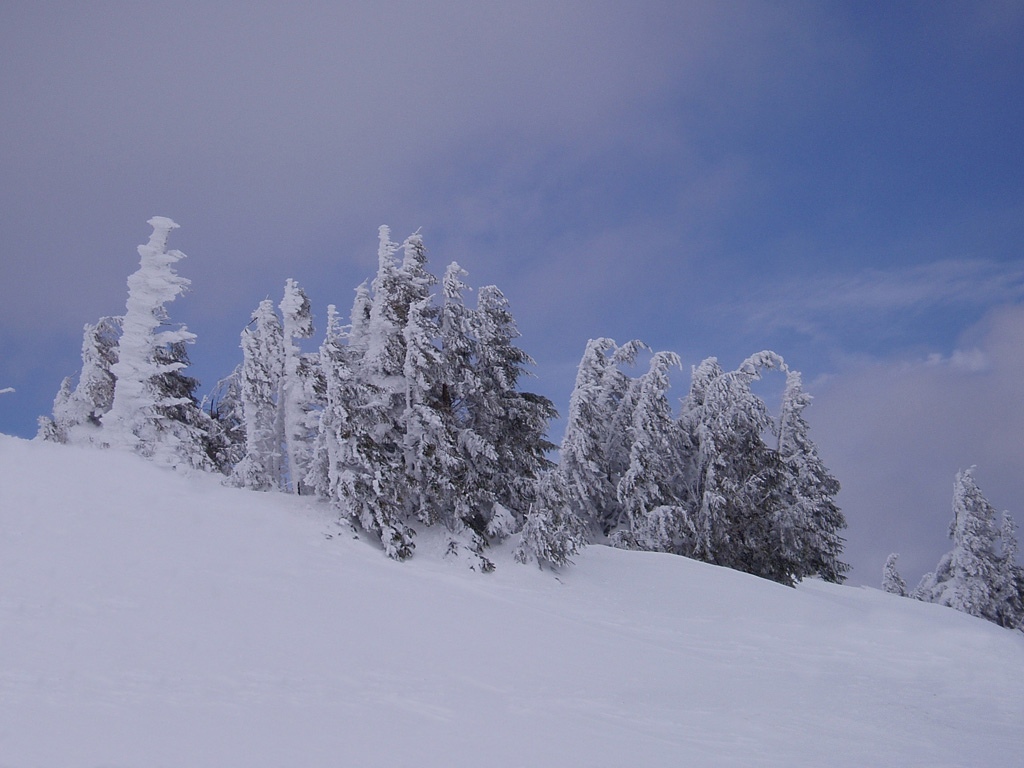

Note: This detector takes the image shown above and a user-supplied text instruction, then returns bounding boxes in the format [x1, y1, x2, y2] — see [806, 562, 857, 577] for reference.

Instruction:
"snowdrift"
[2, 434, 1022, 767]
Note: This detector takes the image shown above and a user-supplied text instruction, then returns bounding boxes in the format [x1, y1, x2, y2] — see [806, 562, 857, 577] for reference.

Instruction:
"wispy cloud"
[740, 259, 1024, 339]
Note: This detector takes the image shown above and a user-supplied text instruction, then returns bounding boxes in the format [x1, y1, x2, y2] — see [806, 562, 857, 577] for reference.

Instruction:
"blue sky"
[2, 1, 1022, 584]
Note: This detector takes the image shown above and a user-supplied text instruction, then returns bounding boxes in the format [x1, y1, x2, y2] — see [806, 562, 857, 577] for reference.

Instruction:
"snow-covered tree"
[39, 315, 122, 444]
[102, 217, 214, 469]
[882, 553, 908, 597]
[402, 296, 460, 527]
[679, 352, 783, 577]
[915, 468, 1005, 624]
[613, 351, 686, 552]
[559, 337, 646, 536]
[995, 513, 1024, 630]
[773, 370, 848, 583]
[230, 299, 286, 491]
[202, 365, 246, 471]
[515, 470, 588, 569]
[328, 228, 433, 559]
[464, 284, 556, 536]
[279, 279, 319, 493]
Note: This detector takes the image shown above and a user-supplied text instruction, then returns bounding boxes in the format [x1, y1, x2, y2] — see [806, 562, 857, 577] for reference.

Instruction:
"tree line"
[40, 217, 848, 585]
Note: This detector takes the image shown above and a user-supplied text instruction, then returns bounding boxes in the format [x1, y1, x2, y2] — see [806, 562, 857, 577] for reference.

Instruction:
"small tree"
[882, 553, 908, 597]
[515, 471, 588, 569]
[915, 468, 1007, 625]
[995, 513, 1024, 630]
[39, 316, 122, 444]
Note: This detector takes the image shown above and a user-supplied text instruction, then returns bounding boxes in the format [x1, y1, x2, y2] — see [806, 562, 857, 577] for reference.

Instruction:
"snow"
[2, 434, 1022, 766]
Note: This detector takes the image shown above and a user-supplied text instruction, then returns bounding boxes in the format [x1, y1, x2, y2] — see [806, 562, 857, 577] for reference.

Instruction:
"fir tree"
[915, 468, 1006, 624]
[465, 284, 556, 536]
[231, 299, 286, 491]
[679, 353, 783, 576]
[402, 296, 460, 527]
[995, 513, 1024, 630]
[774, 370, 848, 583]
[613, 351, 686, 552]
[882, 553, 908, 597]
[102, 217, 215, 469]
[39, 316, 122, 444]
[559, 337, 646, 536]
[203, 365, 247, 471]
[515, 470, 588, 569]
[330, 227, 425, 559]
[279, 279, 318, 493]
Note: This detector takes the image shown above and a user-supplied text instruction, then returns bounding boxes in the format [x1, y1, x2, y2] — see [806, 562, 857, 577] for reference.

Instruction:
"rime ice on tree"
[101, 217, 213, 469]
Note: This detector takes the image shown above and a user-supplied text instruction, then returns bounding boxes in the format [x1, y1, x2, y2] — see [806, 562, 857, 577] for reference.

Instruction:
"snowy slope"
[2, 435, 1022, 767]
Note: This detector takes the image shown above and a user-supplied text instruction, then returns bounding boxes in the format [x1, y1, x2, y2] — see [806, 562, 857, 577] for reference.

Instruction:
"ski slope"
[2, 434, 1022, 767]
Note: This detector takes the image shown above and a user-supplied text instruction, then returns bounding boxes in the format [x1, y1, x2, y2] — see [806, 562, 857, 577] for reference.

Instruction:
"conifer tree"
[331, 227, 427, 559]
[679, 352, 784, 579]
[995, 513, 1024, 630]
[102, 217, 214, 469]
[465, 284, 556, 536]
[559, 338, 646, 536]
[614, 351, 686, 552]
[515, 470, 587, 569]
[774, 370, 848, 583]
[279, 279, 318, 493]
[231, 299, 285, 490]
[882, 553, 908, 597]
[915, 468, 1005, 623]
[40, 316, 122, 443]
[203, 365, 247, 470]
[402, 296, 460, 527]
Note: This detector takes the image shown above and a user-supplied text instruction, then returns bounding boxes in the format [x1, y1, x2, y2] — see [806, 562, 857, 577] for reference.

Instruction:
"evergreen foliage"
[561, 340, 847, 586]
[39, 217, 859, 580]
[882, 553, 908, 597]
[42, 218, 219, 470]
[914, 468, 1024, 629]
[38, 315, 122, 443]
[231, 299, 286, 490]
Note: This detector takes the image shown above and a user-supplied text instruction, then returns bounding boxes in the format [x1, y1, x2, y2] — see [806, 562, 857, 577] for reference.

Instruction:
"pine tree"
[991, 512, 1024, 630]
[465, 284, 557, 536]
[915, 468, 1005, 624]
[946, 468, 1003, 620]
[613, 351, 686, 552]
[679, 352, 784, 579]
[882, 553, 908, 597]
[102, 217, 214, 469]
[402, 296, 460, 527]
[436, 262, 485, 527]
[231, 299, 286, 491]
[774, 370, 848, 583]
[203, 364, 247, 471]
[559, 338, 647, 536]
[514, 470, 588, 569]
[331, 227, 427, 559]
[39, 316, 122, 444]
[279, 279, 318, 493]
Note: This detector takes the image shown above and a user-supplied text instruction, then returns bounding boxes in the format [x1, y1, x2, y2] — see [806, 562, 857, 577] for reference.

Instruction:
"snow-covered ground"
[2, 434, 1022, 767]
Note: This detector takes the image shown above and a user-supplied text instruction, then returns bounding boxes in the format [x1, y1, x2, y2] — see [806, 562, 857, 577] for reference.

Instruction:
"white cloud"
[808, 303, 1024, 586]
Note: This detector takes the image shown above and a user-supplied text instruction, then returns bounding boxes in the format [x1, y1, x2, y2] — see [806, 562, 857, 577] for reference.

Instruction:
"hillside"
[2, 434, 1022, 767]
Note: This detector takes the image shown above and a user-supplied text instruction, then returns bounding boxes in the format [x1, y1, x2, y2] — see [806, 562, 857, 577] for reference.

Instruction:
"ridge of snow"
[2, 434, 1022, 767]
